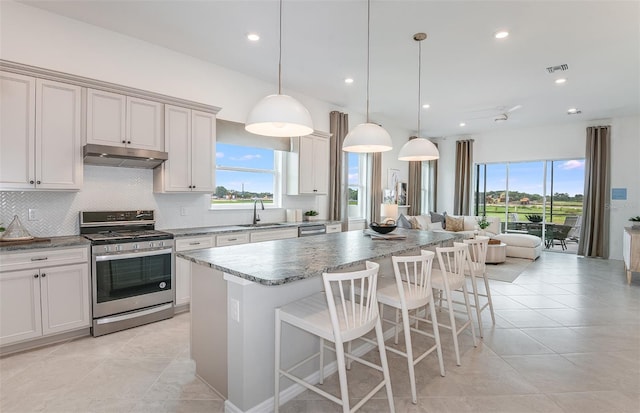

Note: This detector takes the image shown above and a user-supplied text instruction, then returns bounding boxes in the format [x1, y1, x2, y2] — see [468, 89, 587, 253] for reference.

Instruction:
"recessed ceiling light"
[247, 33, 260, 41]
[459, 122, 466, 127]
[555, 78, 567, 84]
[422, 104, 430, 109]
[495, 31, 509, 39]
[344, 78, 354, 84]
[567, 108, 582, 115]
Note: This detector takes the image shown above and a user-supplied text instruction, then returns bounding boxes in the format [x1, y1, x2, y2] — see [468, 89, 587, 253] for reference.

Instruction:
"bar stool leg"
[334, 338, 351, 413]
[319, 338, 325, 384]
[375, 318, 396, 413]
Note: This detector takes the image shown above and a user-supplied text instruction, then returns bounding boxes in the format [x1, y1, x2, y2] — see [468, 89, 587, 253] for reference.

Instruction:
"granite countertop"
[0, 235, 90, 252]
[164, 220, 341, 237]
[178, 229, 459, 286]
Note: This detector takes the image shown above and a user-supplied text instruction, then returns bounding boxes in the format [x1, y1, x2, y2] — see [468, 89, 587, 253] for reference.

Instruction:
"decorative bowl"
[369, 221, 397, 234]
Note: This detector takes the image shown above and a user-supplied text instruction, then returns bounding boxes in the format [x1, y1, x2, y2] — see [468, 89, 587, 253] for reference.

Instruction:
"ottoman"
[493, 233, 542, 260]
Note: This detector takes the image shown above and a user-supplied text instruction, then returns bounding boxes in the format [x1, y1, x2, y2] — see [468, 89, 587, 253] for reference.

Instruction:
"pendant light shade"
[342, 0, 392, 153]
[398, 32, 439, 161]
[245, 94, 313, 137]
[342, 122, 393, 153]
[398, 137, 439, 161]
[245, 0, 313, 138]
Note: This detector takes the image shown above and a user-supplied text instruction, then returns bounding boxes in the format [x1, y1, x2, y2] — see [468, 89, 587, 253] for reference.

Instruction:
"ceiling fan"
[466, 104, 522, 123]
[493, 105, 522, 122]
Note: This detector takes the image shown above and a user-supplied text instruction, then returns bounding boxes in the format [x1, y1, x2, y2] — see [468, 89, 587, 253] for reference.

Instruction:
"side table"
[486, 242, 507, 264]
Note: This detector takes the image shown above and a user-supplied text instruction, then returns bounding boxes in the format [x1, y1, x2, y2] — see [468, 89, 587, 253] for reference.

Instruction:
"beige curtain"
[454, 139, 473, 215]
[407, 137, 422, 216]
[368, 152, 382, 223]
[329, 111, 349, 230]
[578, 126, 610, 258]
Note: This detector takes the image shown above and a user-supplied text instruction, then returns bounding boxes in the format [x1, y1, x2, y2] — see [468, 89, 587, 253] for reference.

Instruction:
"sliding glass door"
[475, 159, 584, 253]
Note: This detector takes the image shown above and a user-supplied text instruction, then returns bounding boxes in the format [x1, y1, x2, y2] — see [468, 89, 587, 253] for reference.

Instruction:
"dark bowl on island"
[369, 221, 397, 234]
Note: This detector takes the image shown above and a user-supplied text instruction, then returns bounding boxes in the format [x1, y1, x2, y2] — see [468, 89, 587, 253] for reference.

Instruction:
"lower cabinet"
[250, 228, 298, 243]
[325, 223, 342, 234]
[175, 235, 216, 307]
[0, 258, 90, 346]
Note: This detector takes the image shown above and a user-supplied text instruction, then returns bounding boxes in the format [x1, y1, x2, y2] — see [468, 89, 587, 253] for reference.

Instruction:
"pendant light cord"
[365, 0, 371, 123]
[417, 37, 422, 136]
[278, 0, 283, 95]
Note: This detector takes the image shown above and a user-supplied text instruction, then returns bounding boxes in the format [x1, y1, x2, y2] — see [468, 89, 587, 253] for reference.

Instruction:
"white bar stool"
[376, 250, 446, 404]
[460, 237, 495, 337]
[274, 261, 395, 413]
[432, 244, 478, 366]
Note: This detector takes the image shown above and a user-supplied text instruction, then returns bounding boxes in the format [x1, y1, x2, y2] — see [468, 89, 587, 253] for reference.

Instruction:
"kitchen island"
[178, 229, 457, 412]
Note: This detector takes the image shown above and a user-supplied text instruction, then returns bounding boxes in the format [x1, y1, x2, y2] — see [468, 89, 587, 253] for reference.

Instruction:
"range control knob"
[149, 242, 155, 248]
[104, 245, 110, 253]
[115, 245, 123, 252]
[132, 244, 139, 250]
[158, 241, 164, 247]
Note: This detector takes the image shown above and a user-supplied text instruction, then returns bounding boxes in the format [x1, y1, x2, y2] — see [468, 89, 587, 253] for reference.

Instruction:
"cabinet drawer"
[250, 228, 298, 243]
[217, 233, 249, 247]
[0, 247, 89, 273]
[325, 224, 342, 234]
[175, 235, 215, 252]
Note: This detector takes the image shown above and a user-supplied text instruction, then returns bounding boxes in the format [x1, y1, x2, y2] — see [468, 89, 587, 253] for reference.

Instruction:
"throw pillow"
[445, 215, 464, 232]
[396, 214, 413, 229]
[414, 215, 431, 230]
[408, 217, 421, 229]
[430, 211, 447, 229]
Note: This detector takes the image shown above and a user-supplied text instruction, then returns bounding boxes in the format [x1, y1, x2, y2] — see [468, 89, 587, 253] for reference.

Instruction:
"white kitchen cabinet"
[287, 132, 330, 195]
[325, 223, 342, 234]
[623, 227, 640, 284]
[154, 105, 216, 193]
[0, 73, 82, 190]
[216, 232, 250, 247]
[0, 247, 90, 346]
[86, 88, 163, 151]
[250, 228, 298, 243]
[175, 235, 216, 307]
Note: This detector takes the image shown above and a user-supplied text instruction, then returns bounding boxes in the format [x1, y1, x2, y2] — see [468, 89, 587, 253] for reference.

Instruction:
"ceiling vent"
[546, 64, 569, 73]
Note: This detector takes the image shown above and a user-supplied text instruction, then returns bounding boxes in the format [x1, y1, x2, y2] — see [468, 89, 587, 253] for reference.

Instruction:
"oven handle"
[95, 248, 173, 262]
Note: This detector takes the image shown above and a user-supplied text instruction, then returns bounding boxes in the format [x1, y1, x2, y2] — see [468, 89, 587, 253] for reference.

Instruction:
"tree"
[215, 186, 228, 198]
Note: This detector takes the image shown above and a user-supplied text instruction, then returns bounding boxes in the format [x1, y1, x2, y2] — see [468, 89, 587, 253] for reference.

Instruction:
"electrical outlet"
[180, 207, 188, 216]
[230, 298, 240, 322]
[28, 208, 38, 221]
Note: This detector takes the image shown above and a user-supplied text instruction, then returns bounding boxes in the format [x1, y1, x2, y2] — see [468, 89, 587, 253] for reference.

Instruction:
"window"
[348, 153, 367, 219]
[212, 143, 282, 208]
[420, 160, 437, 214]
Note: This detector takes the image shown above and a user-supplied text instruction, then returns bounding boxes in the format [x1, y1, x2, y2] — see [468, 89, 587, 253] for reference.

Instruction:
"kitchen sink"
[237, 223, 284, 228]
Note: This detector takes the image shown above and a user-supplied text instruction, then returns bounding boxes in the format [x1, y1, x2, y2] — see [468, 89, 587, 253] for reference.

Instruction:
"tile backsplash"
[0, 166, 319, 237]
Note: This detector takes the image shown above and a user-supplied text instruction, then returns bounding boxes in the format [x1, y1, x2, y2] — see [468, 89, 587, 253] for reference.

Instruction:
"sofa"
[399, 213, 542, 260]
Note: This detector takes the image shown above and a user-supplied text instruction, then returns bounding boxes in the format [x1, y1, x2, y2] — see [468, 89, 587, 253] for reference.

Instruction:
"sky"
[215, 143, 274, 193]
[485, 160, 585, 196]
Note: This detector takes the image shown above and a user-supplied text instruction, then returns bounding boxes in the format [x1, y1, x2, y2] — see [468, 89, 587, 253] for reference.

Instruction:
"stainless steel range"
[80, 210, 174, 336]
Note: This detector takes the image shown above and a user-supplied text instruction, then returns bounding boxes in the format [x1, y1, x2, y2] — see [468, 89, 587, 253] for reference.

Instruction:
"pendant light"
[245, 0, 313, 138]
[398, 33, 439, 161]
[342, 0, 393, 153]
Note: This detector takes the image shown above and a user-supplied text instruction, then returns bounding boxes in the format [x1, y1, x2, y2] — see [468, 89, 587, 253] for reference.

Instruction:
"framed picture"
[397, 182, 408, 206]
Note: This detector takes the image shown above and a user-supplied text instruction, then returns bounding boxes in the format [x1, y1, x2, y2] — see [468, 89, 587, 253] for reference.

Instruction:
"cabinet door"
[250, 228, 298, 243]
[161, 105, 192, 192]
[40, 263, 90, 336]
[190, 110, 216, 192]
[0, 269, 42, 346]
[127, 96, 163, 151]
[175, 257, 191, 306]
[35, 79, 82, 190]
[312, 136, 329, 194]
[0, 72, 36, 190]
[298, 135, 316, 194]
[86, 89, 126, 146]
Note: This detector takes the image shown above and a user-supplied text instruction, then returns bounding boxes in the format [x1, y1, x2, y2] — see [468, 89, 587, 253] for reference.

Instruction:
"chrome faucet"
[253, 199, 264, 225]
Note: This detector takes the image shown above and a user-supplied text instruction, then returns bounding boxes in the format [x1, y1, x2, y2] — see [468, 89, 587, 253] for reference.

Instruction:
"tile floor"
[1, 252, 639, 413]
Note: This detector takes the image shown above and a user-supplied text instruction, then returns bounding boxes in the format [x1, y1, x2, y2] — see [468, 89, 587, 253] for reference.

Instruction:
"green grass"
[212, 199, 273, 204]
[481, 202, 582, 224]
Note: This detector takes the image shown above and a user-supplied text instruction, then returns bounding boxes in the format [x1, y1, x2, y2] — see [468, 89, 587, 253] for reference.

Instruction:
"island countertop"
[178, 229, 458, 286]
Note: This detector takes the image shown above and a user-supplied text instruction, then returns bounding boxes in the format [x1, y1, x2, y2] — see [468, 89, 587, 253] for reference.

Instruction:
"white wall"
[0, 1, 413, 232]
[435, 115, 640, 260]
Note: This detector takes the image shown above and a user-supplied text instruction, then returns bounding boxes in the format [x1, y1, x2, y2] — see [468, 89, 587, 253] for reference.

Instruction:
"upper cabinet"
[153, 105, 216, 193]
[86, 89, 164, 151]
[0, 72, 82, 191]
[287, 132, 330, 195]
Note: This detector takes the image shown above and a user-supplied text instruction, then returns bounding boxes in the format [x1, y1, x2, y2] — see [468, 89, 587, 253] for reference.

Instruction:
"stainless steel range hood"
[83, 144, 168, 169]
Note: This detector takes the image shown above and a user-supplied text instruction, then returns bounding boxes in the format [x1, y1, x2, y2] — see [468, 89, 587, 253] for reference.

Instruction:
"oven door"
[92, 247, 174, 318]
